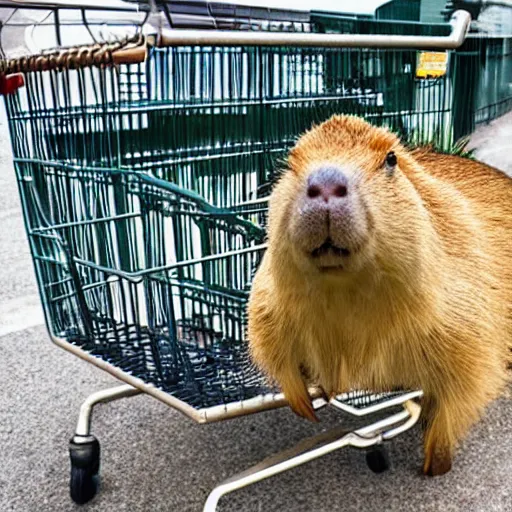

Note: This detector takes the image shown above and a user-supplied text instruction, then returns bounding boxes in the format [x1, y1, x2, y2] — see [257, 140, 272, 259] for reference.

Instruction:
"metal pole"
[158, 10, 471, 49]
[75, 384, 142, 437]
[203, 400, 422, 512]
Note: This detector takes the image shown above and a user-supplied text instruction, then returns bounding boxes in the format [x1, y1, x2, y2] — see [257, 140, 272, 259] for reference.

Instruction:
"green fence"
[311, 15, 512, 138]
[473, 36, 512, 125]
[311, 12, 450, 36]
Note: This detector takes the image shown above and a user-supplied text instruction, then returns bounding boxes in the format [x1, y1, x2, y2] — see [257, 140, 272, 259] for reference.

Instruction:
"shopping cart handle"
[155, 10, 471, 50]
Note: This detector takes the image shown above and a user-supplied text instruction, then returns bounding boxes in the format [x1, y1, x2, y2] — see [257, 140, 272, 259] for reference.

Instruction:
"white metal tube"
[382, 399, 422, 440]
[159, 10, 470, 49]
[75, 384, 142, 437]
[203, 432, 374, 512]
[203, 399, 422, 512]
[330, 390, 424, 417]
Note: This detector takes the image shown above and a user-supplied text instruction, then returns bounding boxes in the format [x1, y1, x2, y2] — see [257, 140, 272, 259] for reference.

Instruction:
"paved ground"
[1, 106, 512, 511]
[467, 111, 512, 176]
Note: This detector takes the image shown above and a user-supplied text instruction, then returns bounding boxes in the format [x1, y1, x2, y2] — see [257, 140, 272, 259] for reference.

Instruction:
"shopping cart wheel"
[365, 445, 390, 473]
[69, 435, 100, 504]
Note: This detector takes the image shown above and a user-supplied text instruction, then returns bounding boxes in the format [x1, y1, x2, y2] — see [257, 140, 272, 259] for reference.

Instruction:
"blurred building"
[443, 1, 512, 34]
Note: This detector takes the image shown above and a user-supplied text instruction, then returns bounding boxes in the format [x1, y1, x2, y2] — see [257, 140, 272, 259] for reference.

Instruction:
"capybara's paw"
[423, 416, 454, 477]
[423, 450, 452, 477]
[286, 390, 319, 423]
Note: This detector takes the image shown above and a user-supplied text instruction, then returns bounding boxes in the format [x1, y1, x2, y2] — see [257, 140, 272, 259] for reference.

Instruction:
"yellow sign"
[416, 51, 449, 79]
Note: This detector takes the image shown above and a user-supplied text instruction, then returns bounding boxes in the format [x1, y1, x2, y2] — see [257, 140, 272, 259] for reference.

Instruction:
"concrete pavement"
[0, 324, 511, 512]
[467, 111, 512, 176]
[1, 107, 511, 511]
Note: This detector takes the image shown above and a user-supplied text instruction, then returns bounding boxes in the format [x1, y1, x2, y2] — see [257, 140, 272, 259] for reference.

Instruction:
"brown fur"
[248, 115, 512, 476]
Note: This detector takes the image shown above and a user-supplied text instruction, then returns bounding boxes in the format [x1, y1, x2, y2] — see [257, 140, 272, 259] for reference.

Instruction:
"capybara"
[248, 114, 511, 476]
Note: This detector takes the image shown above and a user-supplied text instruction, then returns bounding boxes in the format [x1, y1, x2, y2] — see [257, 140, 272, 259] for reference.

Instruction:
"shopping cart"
[1, 6, 473, 511]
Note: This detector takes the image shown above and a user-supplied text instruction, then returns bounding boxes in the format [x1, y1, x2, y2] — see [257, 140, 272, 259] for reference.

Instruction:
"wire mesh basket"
[6, 42, 459, 411]
[22, 163, 268, 405]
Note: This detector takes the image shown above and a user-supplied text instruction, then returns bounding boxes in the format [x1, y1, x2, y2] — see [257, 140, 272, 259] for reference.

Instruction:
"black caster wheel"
[366, 445, 390, 474]
[69, 435, 100, 504]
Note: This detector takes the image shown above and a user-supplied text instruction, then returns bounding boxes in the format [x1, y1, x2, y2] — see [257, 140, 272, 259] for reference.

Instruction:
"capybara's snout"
[290, 165, 369, 270]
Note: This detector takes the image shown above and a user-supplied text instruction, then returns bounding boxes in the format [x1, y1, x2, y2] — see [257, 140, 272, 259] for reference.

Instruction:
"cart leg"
[69, 384, 142, 505]
[203, 400, 421, 512]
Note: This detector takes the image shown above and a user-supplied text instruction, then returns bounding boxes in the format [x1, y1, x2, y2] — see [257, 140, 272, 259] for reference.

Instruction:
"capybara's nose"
[307, 167, 348, 203]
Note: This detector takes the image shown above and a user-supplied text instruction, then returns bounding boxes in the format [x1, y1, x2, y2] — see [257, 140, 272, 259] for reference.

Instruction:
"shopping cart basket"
[1, 8, 472, 511]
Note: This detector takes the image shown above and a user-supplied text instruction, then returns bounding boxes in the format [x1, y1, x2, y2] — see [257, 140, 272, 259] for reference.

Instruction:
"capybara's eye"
[385, 151, 397, 173]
